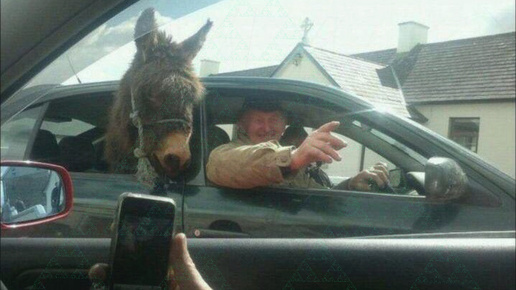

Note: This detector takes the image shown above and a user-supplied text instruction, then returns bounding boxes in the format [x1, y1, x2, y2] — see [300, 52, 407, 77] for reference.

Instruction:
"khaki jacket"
[206, 133, 327, 189]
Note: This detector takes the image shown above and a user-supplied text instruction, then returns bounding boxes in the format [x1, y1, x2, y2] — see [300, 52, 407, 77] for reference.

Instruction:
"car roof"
[5, 77, 375, 127]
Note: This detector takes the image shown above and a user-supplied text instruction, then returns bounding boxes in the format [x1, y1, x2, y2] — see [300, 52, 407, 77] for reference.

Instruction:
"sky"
[25, 0, 515, 87]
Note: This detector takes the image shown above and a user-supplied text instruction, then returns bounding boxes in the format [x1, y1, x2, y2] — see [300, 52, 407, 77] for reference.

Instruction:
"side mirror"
[424, 157, 468, 201]
[1, 161, 73, 229]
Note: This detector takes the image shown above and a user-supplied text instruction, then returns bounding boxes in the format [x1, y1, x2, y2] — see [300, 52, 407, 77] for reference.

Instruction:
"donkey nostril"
[164, 154, 180, 172]
[183, 158, 191, 170]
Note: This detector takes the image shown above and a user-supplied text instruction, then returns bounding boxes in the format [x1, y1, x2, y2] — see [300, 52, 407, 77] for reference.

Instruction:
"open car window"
[204, 92, 426, 195]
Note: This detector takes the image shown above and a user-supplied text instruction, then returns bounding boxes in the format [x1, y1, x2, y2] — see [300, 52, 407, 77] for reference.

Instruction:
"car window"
[1, 105, 45, 160]
[204, 94, 424, 195]
[310, 128, 396, 181]
[40, 118, 95, 143]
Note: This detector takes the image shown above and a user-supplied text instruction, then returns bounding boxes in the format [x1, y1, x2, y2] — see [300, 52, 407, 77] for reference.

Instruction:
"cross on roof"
[301, 17, 313, 44]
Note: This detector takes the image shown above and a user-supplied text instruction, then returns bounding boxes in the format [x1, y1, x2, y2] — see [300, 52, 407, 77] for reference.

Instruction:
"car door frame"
[1, 83, 189, 238]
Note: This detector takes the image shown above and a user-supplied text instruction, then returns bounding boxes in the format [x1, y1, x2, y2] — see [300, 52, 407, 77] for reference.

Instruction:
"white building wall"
[415, 101, 516, 178]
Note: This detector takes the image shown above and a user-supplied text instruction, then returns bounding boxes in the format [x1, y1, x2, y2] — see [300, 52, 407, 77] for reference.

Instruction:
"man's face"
[239, 110, 287, 144]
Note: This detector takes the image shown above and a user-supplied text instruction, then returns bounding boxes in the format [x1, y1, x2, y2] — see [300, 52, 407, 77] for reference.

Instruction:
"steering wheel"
[368, 180, 398, 194]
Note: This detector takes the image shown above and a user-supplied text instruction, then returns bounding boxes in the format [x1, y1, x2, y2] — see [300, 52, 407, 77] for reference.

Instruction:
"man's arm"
[206, 142, 294, 189]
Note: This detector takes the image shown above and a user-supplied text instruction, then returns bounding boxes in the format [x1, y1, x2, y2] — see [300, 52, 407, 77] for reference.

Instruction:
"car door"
[182, 82, 515, 239]
[265, 116, 515, 238]
[1, 89, 187, 238]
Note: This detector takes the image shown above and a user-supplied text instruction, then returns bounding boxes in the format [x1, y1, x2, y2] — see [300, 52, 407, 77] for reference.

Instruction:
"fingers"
[372, 162, 388, 177]
[311, 139, 342, 161]
[169, 233, 212, 290]
[309, 131, 347, 150]
[315, 121, 340, 133]
[349, 169, 387, 191]
[367, 170, 386, 188]
[370, 163, 389, 186]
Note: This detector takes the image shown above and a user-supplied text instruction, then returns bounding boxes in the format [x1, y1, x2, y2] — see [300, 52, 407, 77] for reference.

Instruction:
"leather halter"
[129, 88, 188, 185]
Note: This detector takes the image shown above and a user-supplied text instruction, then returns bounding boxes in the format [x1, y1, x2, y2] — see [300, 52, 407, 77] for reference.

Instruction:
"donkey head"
[127, 8, 212, 179]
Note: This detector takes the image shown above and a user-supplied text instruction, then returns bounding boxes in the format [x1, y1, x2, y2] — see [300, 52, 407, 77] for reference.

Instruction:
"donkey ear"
[134, 8, 159, 63]
[177, 19, 213, 62]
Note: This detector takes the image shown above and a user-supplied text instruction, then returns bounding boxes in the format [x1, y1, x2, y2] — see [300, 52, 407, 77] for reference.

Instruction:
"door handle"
[194, 228, 250, 238]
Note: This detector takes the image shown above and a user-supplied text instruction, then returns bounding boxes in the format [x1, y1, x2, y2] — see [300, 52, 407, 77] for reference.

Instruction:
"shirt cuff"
[274, 146, 294, 167]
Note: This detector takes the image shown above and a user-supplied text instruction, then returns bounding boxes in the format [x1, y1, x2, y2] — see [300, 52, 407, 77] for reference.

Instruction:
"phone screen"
[111, 197, 175, 289]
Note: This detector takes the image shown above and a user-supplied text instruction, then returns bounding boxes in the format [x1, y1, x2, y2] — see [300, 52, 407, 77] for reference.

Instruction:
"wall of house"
[415, 101, 516, 178]
[272, 52, 334, 86]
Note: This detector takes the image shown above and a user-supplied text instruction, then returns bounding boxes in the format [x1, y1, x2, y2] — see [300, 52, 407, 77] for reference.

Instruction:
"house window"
[449, 118, 480, 152]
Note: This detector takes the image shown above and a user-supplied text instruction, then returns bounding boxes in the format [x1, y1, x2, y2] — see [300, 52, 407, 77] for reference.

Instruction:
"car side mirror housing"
[424, 157, 468, 201]
[1, 161, 73, 229]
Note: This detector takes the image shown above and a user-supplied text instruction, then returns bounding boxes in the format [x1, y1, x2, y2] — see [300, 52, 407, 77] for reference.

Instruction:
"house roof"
[212, 32, 515, 106]
[300, 45, 409, 117]
[353, 32, 516, 103]
[214, 43, 410, 117]
[213, 65, 279, 77]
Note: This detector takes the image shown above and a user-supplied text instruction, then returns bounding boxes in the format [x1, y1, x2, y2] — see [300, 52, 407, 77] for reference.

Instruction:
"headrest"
[30, 129, 60, 164]
[59, 136, 95, 172]
[280, 125, 308, 147]
[207, 126, 230, 155]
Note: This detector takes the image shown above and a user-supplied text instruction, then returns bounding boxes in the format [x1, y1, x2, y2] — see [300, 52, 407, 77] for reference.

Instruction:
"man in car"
[206, 99, 389, 190]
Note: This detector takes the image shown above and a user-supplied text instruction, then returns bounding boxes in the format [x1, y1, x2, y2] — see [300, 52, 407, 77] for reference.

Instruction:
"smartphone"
[108, 192, 176, 290]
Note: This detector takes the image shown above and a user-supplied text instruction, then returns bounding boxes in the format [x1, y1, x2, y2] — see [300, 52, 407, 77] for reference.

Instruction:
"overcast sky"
[26, 0, 515, 87]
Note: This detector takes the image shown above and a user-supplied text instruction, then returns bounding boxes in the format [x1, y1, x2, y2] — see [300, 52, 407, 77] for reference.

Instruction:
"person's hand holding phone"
[89, 233, 211, 290]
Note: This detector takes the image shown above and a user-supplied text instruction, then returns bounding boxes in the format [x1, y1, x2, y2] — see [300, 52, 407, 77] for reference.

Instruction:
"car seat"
[280, 124, 308, 147]
[207, 126, 230, 157]
[93, 139, 110, 172]
[30, 129, 61, 164]
[58, 136, 96, 172]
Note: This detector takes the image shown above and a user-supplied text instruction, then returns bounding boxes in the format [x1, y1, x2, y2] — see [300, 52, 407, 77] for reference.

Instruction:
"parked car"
[1, 0, 514, 289]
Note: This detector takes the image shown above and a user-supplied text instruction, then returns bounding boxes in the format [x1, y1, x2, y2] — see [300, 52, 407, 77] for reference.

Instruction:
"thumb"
[88, 263, 109, 288]
[169, 233, 212, 290]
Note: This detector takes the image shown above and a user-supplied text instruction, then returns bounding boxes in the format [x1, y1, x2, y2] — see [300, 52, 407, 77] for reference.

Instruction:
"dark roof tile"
[354, 32, 515, 103]
[303, 46, 410, 117]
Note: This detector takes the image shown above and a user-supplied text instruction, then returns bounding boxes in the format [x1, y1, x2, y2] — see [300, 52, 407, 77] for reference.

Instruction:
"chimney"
[199, 59, 220, 77]
[397, 21, 429, 53]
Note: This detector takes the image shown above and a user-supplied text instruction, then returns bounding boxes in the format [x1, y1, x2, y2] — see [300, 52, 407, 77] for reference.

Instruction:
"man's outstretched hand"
[290, 121, 347, 171]
[88, 233, 211, 290]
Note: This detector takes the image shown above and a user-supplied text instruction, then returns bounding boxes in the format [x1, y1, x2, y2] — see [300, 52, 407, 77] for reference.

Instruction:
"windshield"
[17, 0, 516, 87]
[1, 0, 514, 240]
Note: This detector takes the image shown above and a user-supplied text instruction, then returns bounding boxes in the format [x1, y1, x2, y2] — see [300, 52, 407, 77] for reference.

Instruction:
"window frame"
[448, 117, 480, 153]
[202, 91, 428, 196]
